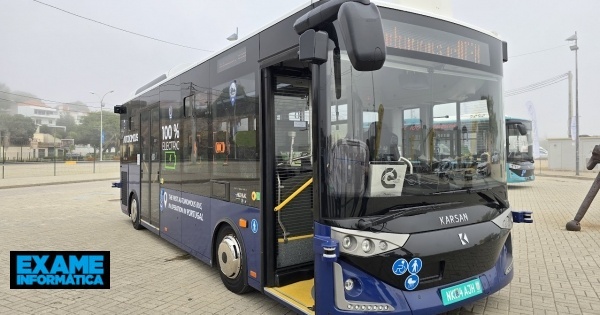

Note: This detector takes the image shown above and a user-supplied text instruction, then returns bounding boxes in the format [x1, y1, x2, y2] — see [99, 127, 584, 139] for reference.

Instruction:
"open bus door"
[139, 104, 161, 230]
[262, 59, 316, 313]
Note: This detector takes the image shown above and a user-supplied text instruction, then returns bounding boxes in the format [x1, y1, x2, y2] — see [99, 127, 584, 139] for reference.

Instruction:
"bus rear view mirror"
[114, 105, 127, 114]
[516, 123, 527, 136]
[338, 2, 386, 71]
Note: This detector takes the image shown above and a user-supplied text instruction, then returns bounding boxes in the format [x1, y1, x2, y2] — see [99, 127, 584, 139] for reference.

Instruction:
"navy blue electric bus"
[115, 1, 531, 313]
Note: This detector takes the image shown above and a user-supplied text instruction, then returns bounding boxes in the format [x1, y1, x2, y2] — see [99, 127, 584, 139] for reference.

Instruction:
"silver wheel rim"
[131, 198, 138, 223]
[217, 235, 241, 279]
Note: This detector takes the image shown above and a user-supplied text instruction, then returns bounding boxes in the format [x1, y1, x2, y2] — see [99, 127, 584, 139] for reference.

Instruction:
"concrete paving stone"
[507, 306, 537, 315]
[3, 173, 600, 314]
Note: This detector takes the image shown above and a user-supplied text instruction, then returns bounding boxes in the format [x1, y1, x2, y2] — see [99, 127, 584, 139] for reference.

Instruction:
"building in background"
[547, 137, 600, 172]
[56, 102, 90, 125]
[17, 99, 59, 127]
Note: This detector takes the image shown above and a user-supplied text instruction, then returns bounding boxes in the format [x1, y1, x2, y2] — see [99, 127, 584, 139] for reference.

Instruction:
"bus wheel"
[216, 225, 251, 294]
[129, 194, 143, 230]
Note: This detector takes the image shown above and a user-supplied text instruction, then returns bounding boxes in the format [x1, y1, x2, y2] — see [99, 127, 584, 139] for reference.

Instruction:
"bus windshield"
[322, 13, 505, 220]
[507, 121, 533, 162]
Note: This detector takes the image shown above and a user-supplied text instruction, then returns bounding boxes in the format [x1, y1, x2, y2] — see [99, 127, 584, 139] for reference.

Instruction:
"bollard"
[566, 145, 600, 231]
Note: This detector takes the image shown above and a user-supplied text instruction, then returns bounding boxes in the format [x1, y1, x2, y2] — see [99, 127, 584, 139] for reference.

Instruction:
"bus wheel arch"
[214, 223, 252, 294]
[128, 191, 143, 230]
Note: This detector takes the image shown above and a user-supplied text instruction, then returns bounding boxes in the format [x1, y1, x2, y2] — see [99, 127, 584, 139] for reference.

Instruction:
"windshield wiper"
[432, 187, 509, 210]
[472, 188, 509, 210]
[356, 201, 463, 230]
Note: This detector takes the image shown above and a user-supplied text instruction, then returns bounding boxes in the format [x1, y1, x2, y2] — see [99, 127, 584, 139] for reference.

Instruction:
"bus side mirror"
[516, 123, 527, 136]
[338, 2, 386, 71]
[114, 105, 127, 114]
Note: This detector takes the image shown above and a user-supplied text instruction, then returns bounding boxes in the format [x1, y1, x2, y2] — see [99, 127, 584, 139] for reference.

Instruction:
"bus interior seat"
[365, 121, 400, 162]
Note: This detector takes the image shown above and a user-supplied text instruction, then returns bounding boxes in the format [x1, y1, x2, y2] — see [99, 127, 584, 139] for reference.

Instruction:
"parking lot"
[1, 175, 600, 314]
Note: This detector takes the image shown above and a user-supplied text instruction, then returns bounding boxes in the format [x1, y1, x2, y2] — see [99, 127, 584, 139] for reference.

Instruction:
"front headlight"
[361, 239, 372, 253]
[342, 236, 355, 250]
[330, 227, 409, 257]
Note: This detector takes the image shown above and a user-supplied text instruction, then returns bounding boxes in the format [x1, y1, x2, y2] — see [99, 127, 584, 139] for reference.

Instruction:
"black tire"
[129, 193, 143, 230]
[215, 225, 252, 294]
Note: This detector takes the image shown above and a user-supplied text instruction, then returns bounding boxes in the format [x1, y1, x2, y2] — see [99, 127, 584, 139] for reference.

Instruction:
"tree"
[0, 114, 36, 146]
[57, 114, 77, 132]
[75, 111, 120, 154]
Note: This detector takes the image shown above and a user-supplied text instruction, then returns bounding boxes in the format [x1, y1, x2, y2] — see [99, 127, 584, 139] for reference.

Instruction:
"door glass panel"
[150, 107, 160, 226]
[273, 74, 313, 268]
[140, 109, 151, 222]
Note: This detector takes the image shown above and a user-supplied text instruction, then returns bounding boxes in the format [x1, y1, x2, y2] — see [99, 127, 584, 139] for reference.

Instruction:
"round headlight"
[379, 241, 388, 251]
[361, 239, 372, 253]
[344, 279, 354, 291]
[342, 236, 353, 249]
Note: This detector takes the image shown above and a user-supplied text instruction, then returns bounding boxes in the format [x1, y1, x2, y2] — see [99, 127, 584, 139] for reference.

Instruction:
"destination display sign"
[383, 20, 490, 66]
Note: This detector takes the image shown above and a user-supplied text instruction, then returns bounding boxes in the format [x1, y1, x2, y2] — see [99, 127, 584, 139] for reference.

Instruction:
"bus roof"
[505, 116, 532, 123]
[123, 0, 502, 104]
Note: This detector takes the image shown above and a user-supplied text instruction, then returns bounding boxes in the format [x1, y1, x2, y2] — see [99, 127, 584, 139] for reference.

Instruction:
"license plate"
[440, 278, 483, 306]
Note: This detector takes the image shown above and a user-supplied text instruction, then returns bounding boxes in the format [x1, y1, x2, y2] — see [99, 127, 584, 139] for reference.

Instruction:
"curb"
[0, 178, 119, 190]
[536, 174, 596, 181]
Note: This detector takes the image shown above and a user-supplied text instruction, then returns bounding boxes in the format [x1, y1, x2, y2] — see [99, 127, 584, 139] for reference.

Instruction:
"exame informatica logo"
[10, 251, 110, 289]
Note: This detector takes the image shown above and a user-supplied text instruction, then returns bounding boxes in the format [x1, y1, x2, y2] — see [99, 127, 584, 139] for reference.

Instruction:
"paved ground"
[0, 172, 599, 314]
[0, 181, 294, 315]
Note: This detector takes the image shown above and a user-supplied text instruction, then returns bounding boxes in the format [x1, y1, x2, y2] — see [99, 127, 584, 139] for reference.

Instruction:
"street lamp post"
[90, 90, 114, 162]
[566, 32, 579, 175]
[226, 27, 238, 41]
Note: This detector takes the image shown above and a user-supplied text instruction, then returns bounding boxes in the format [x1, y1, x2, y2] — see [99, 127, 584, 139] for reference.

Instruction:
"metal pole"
[1, 139, 4, 179]
[567, 32, 580, 175]
[568, 71, 572, 139]
[53, 129, 56, 176]
[575, 35, 580, 176]
[91, 90, 113, 162]
[100, 102, 103, 162]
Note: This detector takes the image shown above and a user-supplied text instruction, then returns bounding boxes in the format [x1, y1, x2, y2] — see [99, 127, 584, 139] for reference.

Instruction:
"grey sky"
[1, 0, 598, 139]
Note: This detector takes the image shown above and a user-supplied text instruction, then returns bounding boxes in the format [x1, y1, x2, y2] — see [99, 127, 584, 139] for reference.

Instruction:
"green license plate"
[440, 278, 483, 306]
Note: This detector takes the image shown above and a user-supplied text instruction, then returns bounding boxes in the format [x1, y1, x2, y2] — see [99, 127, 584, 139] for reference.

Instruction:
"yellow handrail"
[274, 177, 313, 212]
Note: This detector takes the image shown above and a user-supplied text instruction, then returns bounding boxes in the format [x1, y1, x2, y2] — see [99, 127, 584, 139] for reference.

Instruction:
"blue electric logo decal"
[229, 80, 237, 106]
[251, 219, 258, 234]
[10, 251, 110, 289]
[160, 188, 167, 211]
[392, 258, 408, 275]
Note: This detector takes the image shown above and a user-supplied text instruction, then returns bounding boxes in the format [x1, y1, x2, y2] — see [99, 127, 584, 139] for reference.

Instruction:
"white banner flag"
[525, 101, 540, 159]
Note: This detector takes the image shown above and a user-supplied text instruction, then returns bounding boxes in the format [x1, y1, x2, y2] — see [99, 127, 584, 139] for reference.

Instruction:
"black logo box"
[10, 251, 110, 289]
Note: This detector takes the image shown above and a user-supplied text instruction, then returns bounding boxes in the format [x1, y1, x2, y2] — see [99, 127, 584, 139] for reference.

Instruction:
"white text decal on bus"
[162, 123, 180, 151]
[123, 133, 138, 143]
[161, 189, 203, 221]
